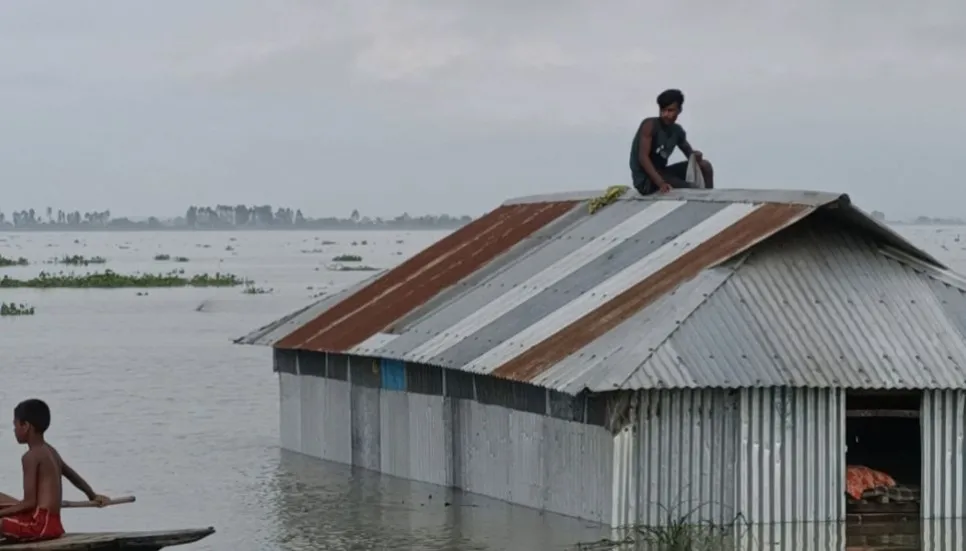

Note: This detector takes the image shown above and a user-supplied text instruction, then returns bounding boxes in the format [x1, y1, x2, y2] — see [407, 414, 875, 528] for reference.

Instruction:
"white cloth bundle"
[685, 154, 706, 189]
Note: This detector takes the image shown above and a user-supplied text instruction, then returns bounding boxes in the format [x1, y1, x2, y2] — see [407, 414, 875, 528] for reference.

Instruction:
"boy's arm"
[0, 454, 39, 517]
[61, 461, 97, 501]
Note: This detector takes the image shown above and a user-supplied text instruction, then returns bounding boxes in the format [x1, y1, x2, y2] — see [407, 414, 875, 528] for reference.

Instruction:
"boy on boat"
[0, 399, 110, 541]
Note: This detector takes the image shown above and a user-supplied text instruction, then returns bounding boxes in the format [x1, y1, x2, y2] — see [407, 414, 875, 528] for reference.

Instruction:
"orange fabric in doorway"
[846, 465, 896, 500]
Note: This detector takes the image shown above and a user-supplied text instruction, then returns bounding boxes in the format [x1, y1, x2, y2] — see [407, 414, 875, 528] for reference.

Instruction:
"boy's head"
[13, 399, 50, 443]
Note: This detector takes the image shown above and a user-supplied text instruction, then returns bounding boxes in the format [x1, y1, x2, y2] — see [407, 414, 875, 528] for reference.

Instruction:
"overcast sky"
[1, 1, 963, 219]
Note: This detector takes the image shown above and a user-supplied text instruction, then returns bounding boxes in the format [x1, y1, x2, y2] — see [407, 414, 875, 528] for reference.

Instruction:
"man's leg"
[660, 161, 691, 188]
[633, 178, 657, 195]
[699, 159, 714, 189]
[0, 493, 17, 506]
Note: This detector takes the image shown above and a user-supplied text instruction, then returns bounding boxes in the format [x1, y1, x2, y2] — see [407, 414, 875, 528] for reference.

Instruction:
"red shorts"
[1, 508, 64, 541]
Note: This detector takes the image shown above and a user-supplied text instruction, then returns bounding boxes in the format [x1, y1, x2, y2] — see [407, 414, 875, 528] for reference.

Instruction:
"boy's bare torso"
[24, 443, 64, 514]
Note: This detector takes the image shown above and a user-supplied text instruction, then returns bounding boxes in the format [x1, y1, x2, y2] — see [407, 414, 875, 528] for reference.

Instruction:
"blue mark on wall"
[380, 359, 406, 391]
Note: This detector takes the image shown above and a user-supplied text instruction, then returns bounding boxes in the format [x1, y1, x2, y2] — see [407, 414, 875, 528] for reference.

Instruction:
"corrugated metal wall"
[621, 388, 845, 528]
[279, 372, 301, 454]
[634, 388, 739, 526]
[457, 400, 613, 521]
[737, 387, 845, 524]
[923, 389, 966, 519]
[285, 366, 855, 528]
[277, 358, 614, 523]
[611, 425, 637, 528]
[922, 519, 966, 550]
[379, 390, 453, 486]
[734, 522, 845, 551]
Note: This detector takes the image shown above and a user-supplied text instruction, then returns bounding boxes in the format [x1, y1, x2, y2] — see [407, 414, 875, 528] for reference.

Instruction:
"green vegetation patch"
[0, 255, 28, 267]
[332, 254, 363, 262]
[0, 270, 245, 289]
[0, 302, 35, 316]
[327, 263, 379, 272]
[55, 255, 107, 266]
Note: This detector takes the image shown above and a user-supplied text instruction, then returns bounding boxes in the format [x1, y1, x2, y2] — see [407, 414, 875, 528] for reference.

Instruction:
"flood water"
[1, 225, 965, 550]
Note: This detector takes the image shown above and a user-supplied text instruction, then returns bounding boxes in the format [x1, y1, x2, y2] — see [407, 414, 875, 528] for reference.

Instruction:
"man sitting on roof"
[629, 88, 714, 195]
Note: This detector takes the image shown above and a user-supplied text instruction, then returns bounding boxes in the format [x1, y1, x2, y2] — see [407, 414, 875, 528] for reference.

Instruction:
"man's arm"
[679, 136, 702, 160]
[637, 120, 668, 190]
[678, 137, 694, 158]
[62, 461, 97, 501]
[0, 454, 39, 517]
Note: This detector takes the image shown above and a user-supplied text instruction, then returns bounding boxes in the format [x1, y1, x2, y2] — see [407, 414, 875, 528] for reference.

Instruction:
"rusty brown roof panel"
[490, 203, 813, 383]
[273, 201, 579, 352]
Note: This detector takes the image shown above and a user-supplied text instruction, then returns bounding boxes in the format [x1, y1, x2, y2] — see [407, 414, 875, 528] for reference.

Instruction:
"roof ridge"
[503, 188, 847, 207]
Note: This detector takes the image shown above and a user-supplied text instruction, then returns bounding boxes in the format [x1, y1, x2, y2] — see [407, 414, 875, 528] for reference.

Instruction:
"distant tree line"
[870, 210, 966, 225]
[0, 205, 474, 231]
[908, 215, 966, 225]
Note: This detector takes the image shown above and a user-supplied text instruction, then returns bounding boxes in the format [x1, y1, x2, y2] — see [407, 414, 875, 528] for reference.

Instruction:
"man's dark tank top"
[629, 117, 686, 186]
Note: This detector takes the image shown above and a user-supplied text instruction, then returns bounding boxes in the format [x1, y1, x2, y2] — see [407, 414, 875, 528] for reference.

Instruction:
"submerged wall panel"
[321, 379, 352, 464]
[461, 401, 512, 502]
[737, 387, 844, 524]
[538, 409, 613, 521]
[922, 519, 966, 550]
[299, 374, 323, 458]
[622, 388, 845, 527]
[633, 389, 739, 527]
[350, 385, 381, 470]
[279, 373, 302, 454]
[508, 408, 547, 510]
[923, 389, 966, 519]
[379, 390, 410, 478]
[734, 522, 845, 551]
[280, 369, 614, 523]
[407, 393, 451, 487]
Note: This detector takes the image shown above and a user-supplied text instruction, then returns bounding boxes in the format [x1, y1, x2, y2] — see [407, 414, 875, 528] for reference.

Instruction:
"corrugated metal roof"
[241, 188, 966, 393]
[613, 222, 966, 390]
[233, 273, 384, 346]
[273, 201, 580, 351]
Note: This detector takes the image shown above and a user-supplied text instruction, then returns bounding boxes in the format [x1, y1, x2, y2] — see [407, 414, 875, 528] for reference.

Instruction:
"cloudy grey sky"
[1, 1, 964, 219]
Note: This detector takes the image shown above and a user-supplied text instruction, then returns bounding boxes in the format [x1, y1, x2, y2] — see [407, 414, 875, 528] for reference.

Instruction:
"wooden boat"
[0, 527, 214, 550]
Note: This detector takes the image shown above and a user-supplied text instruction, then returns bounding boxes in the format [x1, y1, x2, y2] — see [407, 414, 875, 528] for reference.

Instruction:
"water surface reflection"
[273, 451, 610, 550]
[577, 518, 966, 550]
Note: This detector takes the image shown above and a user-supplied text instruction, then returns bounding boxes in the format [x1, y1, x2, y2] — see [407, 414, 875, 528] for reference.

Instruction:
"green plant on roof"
[1, 303, 35, 316]
[587, 185, 629, 215]
[0, 255, 29, 268]
[0, 270, 246, 289]
[332, 254, 362, 262]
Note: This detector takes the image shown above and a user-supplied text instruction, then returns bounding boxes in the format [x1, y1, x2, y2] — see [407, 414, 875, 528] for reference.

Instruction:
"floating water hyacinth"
[0, 303, 35, 316]
[54, 254, 107, 266]
[0, 270, 246, 289]
[326, 263, 379, 272]
[332, 254, 362, 262]
[0, 255, 28, 267]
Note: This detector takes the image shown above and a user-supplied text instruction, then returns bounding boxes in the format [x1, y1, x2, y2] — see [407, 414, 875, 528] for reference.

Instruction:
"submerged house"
[238, 188, 966, 529]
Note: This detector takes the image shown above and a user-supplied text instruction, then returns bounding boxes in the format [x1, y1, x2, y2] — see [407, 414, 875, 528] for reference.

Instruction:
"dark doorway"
[845, 391, 921, 522]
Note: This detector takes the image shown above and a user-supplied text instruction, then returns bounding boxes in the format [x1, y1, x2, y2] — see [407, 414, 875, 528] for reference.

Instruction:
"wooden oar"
[62, 496, 136, 508]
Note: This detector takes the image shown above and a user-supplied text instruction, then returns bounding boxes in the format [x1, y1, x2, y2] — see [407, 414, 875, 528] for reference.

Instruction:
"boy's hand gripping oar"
[62, 496, 136, 508]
